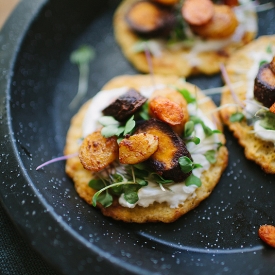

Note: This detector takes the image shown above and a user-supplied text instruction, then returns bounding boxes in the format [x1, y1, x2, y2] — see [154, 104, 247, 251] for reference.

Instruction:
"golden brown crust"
[113, 0, 256, 77]
[220, 36, 275, 174]
[65, 75, 228, 223]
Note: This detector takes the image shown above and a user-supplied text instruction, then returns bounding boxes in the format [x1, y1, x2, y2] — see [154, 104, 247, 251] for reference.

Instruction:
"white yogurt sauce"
[82, 87, 219, 208]
[254, 121, 275, 143]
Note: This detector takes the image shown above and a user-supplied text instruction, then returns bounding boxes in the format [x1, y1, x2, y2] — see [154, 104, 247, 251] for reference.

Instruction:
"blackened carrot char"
[125, 0, 176, 37]
[254, 62, 275, 108]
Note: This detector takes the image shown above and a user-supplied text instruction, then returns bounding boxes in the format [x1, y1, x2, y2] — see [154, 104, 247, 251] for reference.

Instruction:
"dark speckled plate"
[1, 0, 275, 274]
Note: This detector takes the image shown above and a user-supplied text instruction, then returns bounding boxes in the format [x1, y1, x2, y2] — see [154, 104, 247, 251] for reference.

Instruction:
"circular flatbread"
[220, 35, 275, 174]
[113, 0, 257, 77]
[64, 74, 228, 223]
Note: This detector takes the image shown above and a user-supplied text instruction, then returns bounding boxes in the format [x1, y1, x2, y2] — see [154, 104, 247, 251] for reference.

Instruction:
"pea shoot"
[69, 45, 95, 109]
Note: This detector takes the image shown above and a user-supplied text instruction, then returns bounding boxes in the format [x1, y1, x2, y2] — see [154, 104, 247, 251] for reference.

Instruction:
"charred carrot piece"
[181, 0, 214, 26]
[254, 63, 275, 108]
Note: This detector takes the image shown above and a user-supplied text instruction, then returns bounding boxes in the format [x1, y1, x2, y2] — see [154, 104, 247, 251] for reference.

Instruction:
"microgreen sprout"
[183, 121, 200, 144]
[204, 150, 217, 164]
[189, 116, 221, 137]
[69, 45, 95, 110]
[255, 109, 275, 130]
[177, 88, 196, 104]
[185, 174, 202, 187]
[259, 60, 268, 67]
[149, 173, 174, 191]
[178, 156, 202, 174]
[90, 165, 148, 207]
[230, 112, 245, 122]
[266, 43, 273, 54]
[99, 115, 136, 140]
[138, 101, 150, 120]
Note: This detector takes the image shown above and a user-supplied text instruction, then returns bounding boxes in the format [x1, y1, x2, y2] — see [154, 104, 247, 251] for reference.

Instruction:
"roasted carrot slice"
[119, 133, 159, 164]
[79, 131, 118, 172]
[181, 0, 214, 26]
[270, 102, 275, 114]
[149, 88, 189, 135]
[190, 5, 238, 39]
[149, 96, 184, 126]
[125, 1, 175, 37]
[152, 0, 179, 5]
[223, 0, 239, 7]
[258, 225, 275, 248]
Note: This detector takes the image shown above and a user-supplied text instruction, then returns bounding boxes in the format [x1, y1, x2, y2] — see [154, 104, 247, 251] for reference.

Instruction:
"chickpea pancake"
[220, 35, 275, 174]
[65, 75, 228, 223]
[113, 0, 257, 77]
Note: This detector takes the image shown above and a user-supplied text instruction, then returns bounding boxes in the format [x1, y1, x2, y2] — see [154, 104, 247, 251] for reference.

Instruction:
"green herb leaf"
[185, 174, 202, 187]
[179, 156, 202, 173]
[69, 45, 95, 109]
[184, 121, 194, 137]
[88, 178, 105, 190]
[190, 137, 200, 144]
[190, 116, 220, 136]
[134, 168, 149, 179]
[111, 173, 124, 183]
[204, 150, 217, 164]
[136, 178, 148, 186]
[110, 184, 124, 196]
[139, 101, 150, 120]
[259, 111, 275, 130]
[70, 45, 95, 65]
[259, 60, 268, 67]
[150, 173, 174, 184]
[217, 142, 223, 150]
[266, 44, 273, 54]
[178, 156, 193, 173]
[230, 112, 244, 122]
[122, 184, 141, 204]
[133, 163, 147, 170]
[98, 116, 119, 126]
[193, 163, 203, 169]
[124, 191, 139, 204]
[117, 137, 124, 144]
[101, 125, 120, 138]
[178, 88, 196, 104]
[124, 115, 136, 135]
[96, 191, 113, 208]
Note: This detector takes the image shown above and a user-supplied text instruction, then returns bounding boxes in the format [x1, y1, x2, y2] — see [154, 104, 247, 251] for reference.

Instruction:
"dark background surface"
[1, 0, 275, 274]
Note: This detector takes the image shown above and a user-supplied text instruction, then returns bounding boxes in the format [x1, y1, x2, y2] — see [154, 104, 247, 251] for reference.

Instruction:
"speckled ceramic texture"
[0, 0, 275, 274]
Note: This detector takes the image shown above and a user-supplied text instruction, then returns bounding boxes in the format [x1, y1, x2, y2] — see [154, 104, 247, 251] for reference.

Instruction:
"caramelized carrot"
[270, 102, 275, 114]
[223, 0, 239, 7]
[182, 0, 214, 26]
[125, 1, 175, 36]
[149, 96, 184, 126]
[152, 0, 179, 5]
[190, 5, 238, 39]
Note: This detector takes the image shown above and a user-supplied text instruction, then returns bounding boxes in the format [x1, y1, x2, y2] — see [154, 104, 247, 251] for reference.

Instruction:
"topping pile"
[78, 86, 223, 208]
[126, 0, 239, 41]
[226, 52, 275, 141]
